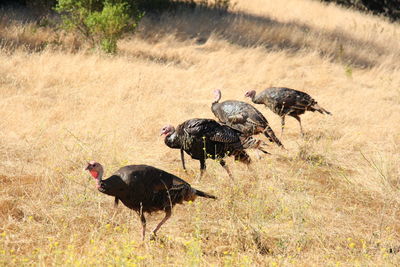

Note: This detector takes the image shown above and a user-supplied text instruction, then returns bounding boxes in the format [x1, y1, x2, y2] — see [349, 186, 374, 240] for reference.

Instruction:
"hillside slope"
[1, 0, 400, 265]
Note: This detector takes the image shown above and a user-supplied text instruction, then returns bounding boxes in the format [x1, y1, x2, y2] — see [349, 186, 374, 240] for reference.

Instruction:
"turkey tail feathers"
[263, 126, 284, 148]
[194, 189, 217, 199]
[239, 137, 271, 155]
[314, 104, 332, 115]
[240, 136, 262, 149]
[258, 147, 271, 154]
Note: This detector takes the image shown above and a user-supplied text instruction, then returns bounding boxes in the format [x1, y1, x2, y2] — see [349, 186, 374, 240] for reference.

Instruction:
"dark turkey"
[85, 161, 216, 240]
[211, 89, 283, 147]
[161, 118, 268, 180]
[245, 87, 331, 136]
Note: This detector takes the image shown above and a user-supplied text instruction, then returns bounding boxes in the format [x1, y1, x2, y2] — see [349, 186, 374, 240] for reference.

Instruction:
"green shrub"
[55, 0, 142, 53]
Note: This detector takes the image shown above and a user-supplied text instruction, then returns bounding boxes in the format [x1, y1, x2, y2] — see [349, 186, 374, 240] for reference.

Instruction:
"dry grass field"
[1, 0, 400, 265]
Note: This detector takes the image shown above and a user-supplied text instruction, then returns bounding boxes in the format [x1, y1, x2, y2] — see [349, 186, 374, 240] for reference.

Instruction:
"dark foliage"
[0, 0, 57, 11]
[320, 0, 400, 21]
[0, 0, 230, 14]
[135, 0, 182, 12]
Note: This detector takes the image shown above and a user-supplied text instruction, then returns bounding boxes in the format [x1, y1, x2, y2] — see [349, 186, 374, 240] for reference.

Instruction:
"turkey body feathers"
[90, 163, 216, 240]
[165, 118, 248, 162]
[250, 87, 331, 136]
[98, 164, 215, 213]
[163, 118, 259, 178]
[254, 87, 331, 116]
[212, 100, 268, 133]
[183, 118, 241, 143]
[211, 100, 283, 147]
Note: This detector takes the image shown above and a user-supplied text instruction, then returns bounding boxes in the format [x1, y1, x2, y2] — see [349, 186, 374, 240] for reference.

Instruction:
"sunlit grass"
[1, 0, 400, 265]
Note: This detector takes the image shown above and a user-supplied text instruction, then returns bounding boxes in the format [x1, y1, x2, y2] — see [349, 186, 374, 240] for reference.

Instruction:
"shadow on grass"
[138, 5, 394, 68]
[0, 3, 396, 69]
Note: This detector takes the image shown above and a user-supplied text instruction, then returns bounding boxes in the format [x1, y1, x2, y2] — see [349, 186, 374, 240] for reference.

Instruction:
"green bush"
[55, 0, 142, 53]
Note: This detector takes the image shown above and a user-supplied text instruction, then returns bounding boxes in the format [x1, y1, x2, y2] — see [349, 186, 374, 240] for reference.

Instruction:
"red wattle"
[90, 170, 99, 179]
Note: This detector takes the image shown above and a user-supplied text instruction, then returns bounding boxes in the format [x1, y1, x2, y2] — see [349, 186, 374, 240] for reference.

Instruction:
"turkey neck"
[212, 91, 221, 107]
[165, 131, 181, 149]
[211, 102, 220, 115]
[213, 91, 221, 104]
[251, 93, 264, 104]
[95, 167, 104, 188]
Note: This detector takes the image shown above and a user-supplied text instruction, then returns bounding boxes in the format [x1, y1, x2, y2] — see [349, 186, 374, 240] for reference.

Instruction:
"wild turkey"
[85, 161, 216, 240]
[211, 89, 284, 148]
[160, 118, 268, 180]
[245, 87, 332, 136]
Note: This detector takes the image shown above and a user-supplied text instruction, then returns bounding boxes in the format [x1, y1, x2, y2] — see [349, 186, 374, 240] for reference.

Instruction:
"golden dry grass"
[1, 0, 400, 265]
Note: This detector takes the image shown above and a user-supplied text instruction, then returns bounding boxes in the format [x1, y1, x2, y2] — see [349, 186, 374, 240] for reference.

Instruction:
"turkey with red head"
[85, 161, 216, 240]
[161, 118, 268, 180]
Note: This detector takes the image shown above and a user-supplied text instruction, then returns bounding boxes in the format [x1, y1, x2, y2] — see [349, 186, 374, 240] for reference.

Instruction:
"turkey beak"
[85, 163, 91, 171]
[160, 130, 165, 136]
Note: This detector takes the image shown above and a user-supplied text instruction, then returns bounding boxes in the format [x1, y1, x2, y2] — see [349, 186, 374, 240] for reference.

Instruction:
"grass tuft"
[1, 0, 400, 265]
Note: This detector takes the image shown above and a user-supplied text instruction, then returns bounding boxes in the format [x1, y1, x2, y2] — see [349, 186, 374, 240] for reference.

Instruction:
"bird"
[85, 161, 216, 240]
[160, 118, 268, 180]
[211, 89, 284, 148]
[245, 87, 332, 136]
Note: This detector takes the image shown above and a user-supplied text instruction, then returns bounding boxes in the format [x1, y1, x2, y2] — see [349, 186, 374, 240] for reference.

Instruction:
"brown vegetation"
[1, 0, 400, 265]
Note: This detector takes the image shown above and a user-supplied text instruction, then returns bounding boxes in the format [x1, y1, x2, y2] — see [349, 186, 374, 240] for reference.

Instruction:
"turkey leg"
[292, 114, 304, 137]
[140, 213, 146, 241]
[151, 208, 172, 238]
[280, 116, 286, 138]
[219, 160, 234, 181]
[198, 159, 206, 180]
[180, 149, 186, 170]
